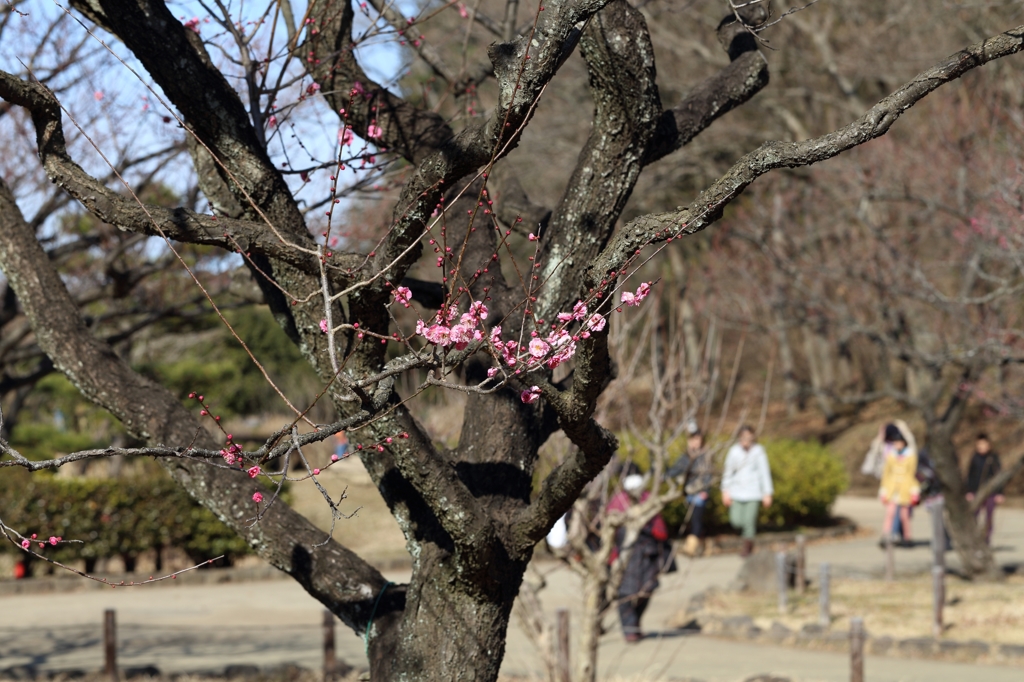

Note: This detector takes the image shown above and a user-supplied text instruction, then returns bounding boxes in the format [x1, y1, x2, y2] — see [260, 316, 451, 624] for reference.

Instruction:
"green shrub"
[0, 469, 249, 567]
[620, 437, 848, 534]
[704, 438, 848, 531]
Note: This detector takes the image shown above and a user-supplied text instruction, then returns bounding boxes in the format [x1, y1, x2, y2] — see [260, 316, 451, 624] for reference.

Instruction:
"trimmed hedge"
[623, 437, 848, 533]
[0, 468, 249, 568]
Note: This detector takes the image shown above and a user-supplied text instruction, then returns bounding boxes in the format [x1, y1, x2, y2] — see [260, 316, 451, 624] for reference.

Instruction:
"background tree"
[700, 70, 1024, 578]
[2, 1, 1024, 680]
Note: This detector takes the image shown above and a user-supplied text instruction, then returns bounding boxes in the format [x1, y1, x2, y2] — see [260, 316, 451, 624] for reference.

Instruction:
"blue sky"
[0, 0, 418, 269]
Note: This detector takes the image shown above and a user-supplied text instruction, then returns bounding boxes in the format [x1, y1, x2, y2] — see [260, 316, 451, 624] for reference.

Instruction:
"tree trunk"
[801, 327, 835, 421]
[574, 569, 606, 682]
[374, 567, 524, 681]
[927, 426, 1000, 580]
[774, 314, 799, 416]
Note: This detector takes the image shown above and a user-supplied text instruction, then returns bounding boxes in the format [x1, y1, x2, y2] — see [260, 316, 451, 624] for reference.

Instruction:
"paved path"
[2, 496, 1023, 681]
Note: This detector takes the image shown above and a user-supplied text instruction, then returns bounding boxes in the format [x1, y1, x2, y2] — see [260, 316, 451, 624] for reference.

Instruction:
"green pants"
[729, 499, 760, 539]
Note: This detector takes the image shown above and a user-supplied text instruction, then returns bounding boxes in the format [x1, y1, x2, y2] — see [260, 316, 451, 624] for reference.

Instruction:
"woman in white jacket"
[721, 425, 774, 557]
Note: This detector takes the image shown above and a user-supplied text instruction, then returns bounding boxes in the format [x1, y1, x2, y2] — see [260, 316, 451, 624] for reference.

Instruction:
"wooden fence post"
[819, 563, 830, 626]
[776, 551, 788, 614]
[931, 499, 946, 570]
[104, 609, 117, 682]
[795, 534, 806, 595]
[323, 610, 336, 682]
[850, 617, 865, 682]
[555, 608, 570, 682]
[885, 535, 895, 581]
[932, 565, 945, 638]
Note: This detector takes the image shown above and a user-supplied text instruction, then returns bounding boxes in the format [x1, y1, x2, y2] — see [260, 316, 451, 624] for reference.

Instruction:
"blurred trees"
[693, 68, 1024, 577]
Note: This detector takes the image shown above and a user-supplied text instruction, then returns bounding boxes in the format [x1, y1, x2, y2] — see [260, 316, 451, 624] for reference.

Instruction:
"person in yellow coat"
[879, 423, 920, 546]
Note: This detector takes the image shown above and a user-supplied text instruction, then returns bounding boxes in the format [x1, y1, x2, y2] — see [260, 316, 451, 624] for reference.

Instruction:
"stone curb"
[690, 610, 1024, 665]
[0, 557, 412, 598]
[707, 518, 859, 555]
[0, 662, 365, 681]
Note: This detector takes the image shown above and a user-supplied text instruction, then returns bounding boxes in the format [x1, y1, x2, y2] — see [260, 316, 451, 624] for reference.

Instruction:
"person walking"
[879, 423, 919, 546]
[721, 425, 773, 557]
[667, 421, 714, 557]
[966, 433, 1005, 544]
[608, 474, 671, 642]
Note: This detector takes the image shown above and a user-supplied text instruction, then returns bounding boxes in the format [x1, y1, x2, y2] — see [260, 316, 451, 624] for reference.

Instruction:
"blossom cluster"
[620, 282, 651, 307]
[220, 434, 244, 465]
[394, 286, 652, 403]
[414, 299, 489, 351]
[19, 533, 61, 550]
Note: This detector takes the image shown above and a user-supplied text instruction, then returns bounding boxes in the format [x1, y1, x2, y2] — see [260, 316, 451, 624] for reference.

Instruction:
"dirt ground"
[682, 572, 1024, 644]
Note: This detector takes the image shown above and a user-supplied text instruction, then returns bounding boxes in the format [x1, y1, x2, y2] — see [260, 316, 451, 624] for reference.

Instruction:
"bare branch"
[594, 24, 1024, 281]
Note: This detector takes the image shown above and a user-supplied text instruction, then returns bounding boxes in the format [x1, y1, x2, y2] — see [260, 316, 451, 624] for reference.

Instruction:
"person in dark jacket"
[667, 421, 714, 556]
[608, 474, 671, 643]
[966, 433, 1005, 544]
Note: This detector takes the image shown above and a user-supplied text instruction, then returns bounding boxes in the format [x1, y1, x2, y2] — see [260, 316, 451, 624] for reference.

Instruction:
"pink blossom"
[520, 386, 542, 404]
[313, 468, 321, 475]
[268, 115, 278, 127]
[247, 466, 261, 479]
[352, 81, 366, 97]
[457, 3, 469, 18]
[634, 282, 651, 303]
[439, 306, 459, 324]
[423, 324, 451, 346]
[319, 319, 328, 333]
[394, 286, 412, 307]
[20, 539, 30, 550]
[416, 319, 428, 336]
[49, 536, 58, 546]
[502, 340, 519, 366]
[331, 454, 340, 462]
[449, 324, 474, 350]
[487, 367, 499, 378]
[183, 17, 201, 33]
[621, 291, 636, 306]
[557, 312, 573, 322]
[572, 301, 588, 321]
[489, 325, 502, 345]
[547, 329, 572, 348]
[545, 331, 576, 368]
[252, 492, 263, 504]
[528, 233, 538, 241]
[367, 124, 383, 139]
[586, 313, 607, 333]
[528, 338, 550, 358]
[339, 128, 354, 146]
[469, 300, 488, 321]
[93, 91, 104, 101]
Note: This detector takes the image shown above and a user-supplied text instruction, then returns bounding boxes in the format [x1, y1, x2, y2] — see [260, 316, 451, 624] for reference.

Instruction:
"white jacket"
[722, 443, 774, 501]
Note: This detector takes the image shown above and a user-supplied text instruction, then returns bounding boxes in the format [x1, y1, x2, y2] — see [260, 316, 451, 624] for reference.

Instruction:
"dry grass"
[683, 572, 1024, 644]
[286, 462, 408, 567]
